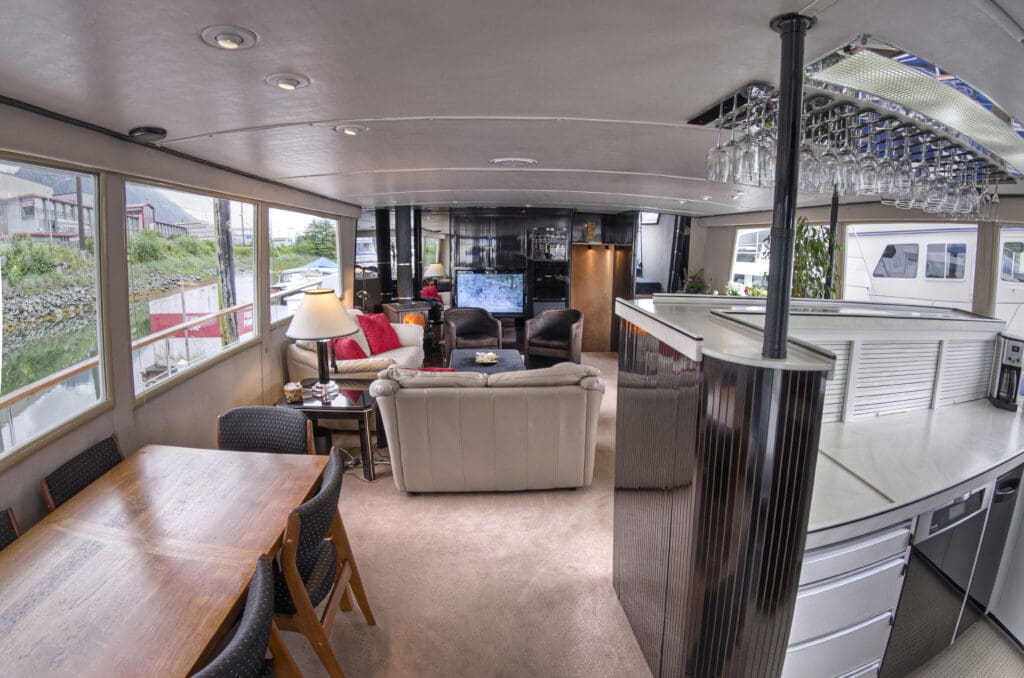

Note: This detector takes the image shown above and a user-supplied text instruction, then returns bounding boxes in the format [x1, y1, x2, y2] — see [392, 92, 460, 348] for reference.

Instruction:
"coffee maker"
[991, 333, 1024, 410]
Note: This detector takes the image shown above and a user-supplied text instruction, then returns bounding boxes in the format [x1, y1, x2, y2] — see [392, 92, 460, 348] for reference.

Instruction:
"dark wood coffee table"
[448, 348, 526, 374]
[275, 379, 384, 480]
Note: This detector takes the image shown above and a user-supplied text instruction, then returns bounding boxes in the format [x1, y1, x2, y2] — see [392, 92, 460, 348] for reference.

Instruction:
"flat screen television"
[454, 270, 525, 314]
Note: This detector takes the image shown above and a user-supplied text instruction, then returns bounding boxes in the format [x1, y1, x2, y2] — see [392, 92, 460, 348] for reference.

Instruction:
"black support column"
[413, 207, 424, 295]
[762, 13, 815, 359]
[395, 206, 414, 301]
[374, 208, 394, 303]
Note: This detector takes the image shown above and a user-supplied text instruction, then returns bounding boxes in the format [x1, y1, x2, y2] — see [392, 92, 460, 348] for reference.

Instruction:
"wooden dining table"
[0, 444, 328, 677]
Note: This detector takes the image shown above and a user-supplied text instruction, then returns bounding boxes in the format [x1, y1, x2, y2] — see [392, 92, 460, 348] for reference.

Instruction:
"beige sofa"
[287, 309, 425, 381]
[370, 363, 605, 493]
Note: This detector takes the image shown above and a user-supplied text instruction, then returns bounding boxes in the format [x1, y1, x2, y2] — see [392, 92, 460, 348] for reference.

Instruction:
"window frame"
[871, 243, 920, 279]
[924, 241, 968, 281]
[1001, 241, 1024, 283]
[0, 152, 111, 469]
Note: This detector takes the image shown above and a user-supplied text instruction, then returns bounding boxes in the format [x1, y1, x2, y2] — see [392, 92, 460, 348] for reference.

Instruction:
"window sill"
[0, 399, 114, 474]
[132, 336, 261, 406]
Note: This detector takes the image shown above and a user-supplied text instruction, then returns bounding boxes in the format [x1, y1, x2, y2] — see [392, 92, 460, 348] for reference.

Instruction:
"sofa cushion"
[378, 344, 425, 368]
[488, 362, 600, 387]
[379, 366, 487, 388]
[357, 313, 402, 354]
[332, 336, 367, 361]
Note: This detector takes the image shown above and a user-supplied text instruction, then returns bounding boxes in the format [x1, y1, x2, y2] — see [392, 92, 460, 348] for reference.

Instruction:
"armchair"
[443, 307, 502, 366]
[524, 308, 583, 365]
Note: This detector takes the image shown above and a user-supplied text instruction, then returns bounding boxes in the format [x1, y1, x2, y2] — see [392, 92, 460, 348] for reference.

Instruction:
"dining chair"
[0, 506, 20, 550]
[192, 555, 300, 678]
[217, 406, 315, 455]
[41, 434, 124, 511]
[274, 450, 375, 677]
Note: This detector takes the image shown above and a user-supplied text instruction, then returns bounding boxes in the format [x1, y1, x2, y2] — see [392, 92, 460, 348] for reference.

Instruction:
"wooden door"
[570, 244, 615, 352]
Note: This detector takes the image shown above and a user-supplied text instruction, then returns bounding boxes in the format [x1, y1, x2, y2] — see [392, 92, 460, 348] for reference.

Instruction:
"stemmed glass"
[818, 112, 841, 193]
[859, 122, 879, 195]
[706, 100, 725, 183]
[838, 115, 862, 196]
[799, 116, 820, 194]
[893, 128, 915, 209]
[878, 123, 897, 202]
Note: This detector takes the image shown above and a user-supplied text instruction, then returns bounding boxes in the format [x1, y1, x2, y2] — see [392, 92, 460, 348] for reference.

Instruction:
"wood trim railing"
[130, 302, 254, 350]
[269, 280, 322, 302]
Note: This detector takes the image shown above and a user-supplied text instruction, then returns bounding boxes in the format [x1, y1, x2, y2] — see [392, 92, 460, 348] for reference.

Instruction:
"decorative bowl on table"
[475, 351, 500, 365]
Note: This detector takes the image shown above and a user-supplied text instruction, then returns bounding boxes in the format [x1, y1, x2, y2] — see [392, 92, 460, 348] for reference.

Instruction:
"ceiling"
[1, 0, 1022, 216]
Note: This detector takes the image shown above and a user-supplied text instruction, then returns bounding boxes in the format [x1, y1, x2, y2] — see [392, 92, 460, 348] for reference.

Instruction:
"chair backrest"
[445, 307, 500, 336]
[0, 507, 20, 550]
[529, 308, 583, 337]
[218, 406, 314, 455]
[193, 556, 275, 678]
[42, 434, 124, 511]
[276, 450, 344, 611]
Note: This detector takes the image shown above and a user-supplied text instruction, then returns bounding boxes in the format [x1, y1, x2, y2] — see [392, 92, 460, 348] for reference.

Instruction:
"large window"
[125, 182, 255, 392]
[0, 159, 103, 455]
[269, 208, 339, 322]
[872, 244, 919, 278]
[729, 227, 770, 291]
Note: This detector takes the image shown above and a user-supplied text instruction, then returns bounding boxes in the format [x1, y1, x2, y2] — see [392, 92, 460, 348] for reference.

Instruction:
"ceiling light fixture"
[702, 194, 712, 201]
[265, 73, 310, 91]
[731, 191, 744, 200]
[128, 126, 168, 143]
[679, 200, 687, 204]
[201, 25, 258, 50]
[488, 157, 538, 168]
[334, 124, 368, 136]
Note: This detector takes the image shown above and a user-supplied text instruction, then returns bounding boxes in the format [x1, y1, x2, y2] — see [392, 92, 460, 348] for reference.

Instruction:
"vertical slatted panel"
[938, 339, 996, 407]
[816, 341, 850, 423]
[852, 341, 939, 418]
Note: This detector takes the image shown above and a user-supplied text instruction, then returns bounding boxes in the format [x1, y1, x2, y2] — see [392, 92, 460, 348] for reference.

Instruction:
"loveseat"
[370, 363, 604, 492]
[287, 309, 424, 382]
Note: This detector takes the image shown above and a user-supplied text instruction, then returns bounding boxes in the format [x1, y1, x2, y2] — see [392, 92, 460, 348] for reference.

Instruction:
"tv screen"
[455, 270, 525, 314]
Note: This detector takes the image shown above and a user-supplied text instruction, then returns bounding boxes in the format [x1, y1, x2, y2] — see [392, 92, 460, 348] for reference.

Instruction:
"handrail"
[130, 301, 254, 350]
[270, 279, 322, 301]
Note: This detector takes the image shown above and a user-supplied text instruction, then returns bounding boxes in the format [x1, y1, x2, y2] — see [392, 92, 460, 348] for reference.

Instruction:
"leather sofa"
[287, 309, 424, 381]
[370, 363, 605, 492]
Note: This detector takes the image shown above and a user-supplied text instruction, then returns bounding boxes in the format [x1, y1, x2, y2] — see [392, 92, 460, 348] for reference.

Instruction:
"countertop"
[808, 399, 1024, 538]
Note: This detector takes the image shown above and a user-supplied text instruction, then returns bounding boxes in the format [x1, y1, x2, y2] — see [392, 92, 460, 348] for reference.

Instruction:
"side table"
[274, 379, 385, 481]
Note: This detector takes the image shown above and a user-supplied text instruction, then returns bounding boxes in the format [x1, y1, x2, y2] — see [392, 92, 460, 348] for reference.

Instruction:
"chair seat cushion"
[529, 336, 569, 350]
[357, 313, 402, 355]
[456, 334, 501, 349]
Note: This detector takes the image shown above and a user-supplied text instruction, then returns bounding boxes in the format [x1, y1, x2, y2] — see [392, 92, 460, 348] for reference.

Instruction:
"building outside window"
[125, 181, 255, 393]
[729, 227, 770, 292]
[269, 207, 339, 322]
[0, 159, 103, 457]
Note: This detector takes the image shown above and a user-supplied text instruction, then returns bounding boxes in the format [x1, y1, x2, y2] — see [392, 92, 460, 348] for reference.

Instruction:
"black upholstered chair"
[0, 507, 20, 551]
[193, 555, 300, 678]
[524, 308, 584, 365]
[217, 406, 315, 455]
[443, 307, 502, 366]
[41, 434, 124, 512]
[274, 450, 375, 677]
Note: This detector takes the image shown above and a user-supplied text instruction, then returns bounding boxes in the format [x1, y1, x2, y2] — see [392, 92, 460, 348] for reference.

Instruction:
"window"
[269, 207, 339, 322]
[125, 182, 256, 393]
[1002, 242, 1024, 282]
[734, 228, 769, 263]
[0, 159, 103, 456]
[872, 243, 919, 278]
[926, 243, 967, 279]
[423, 236, 440, 266]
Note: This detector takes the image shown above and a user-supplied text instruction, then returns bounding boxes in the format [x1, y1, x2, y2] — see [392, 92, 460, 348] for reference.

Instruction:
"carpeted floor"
[906, 620, 1024, 678]
[283, 352, 653, 677]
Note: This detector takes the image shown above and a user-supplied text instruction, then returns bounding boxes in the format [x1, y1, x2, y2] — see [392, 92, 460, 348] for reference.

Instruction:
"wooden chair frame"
[216, 415, 316, 455]
[275, 508, 375, 677]
[41, 433, 124, 512]
[4, 507, 20, 538]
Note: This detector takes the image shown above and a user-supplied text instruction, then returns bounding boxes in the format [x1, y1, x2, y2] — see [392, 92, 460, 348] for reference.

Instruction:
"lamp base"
[311, 380, 339, 402]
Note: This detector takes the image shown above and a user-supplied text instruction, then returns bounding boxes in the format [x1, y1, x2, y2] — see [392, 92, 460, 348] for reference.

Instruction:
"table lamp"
[424, 263, 446, 282]
[286, 289, 359, 401]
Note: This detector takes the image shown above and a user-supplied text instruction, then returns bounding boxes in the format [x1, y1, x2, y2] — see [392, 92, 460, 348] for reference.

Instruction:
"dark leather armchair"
[443, 307, 502, 365]
[525, 308, 583, 365]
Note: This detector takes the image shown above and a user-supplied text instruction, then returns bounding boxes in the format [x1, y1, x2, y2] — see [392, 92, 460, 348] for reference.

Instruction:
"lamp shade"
[285, 289, 359, 340]
[424, 263, 446, 278]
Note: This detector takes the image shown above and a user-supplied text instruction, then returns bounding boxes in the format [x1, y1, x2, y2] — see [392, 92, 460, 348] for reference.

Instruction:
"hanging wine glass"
[819, 111, 841, 193]
[799, 113, 820, 194]
[878, 122, 897, 202]
[706, 101, 725, 183]
[838, 114, 862, 196]
[859, 121, 879, 195]
[757, 94, 777, 187]
[894, 128, 915, 209]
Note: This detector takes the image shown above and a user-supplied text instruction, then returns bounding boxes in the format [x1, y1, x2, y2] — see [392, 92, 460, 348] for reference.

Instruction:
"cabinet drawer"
[840, 661, 881, 678]
[783, 612, 892, 678]
[801, 523, 911, 585]
[790, 556, 904, 645]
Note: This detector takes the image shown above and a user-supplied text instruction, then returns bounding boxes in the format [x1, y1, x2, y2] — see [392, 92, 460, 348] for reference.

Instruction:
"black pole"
[395, 206, 414, 300]
[763, 13, 815, 359]
[374, 208, 394, 302]
[825, 183, 839, 298]
[413, 207, 424, 295]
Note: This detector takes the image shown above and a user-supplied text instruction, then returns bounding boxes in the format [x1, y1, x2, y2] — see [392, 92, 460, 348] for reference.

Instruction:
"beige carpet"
[906, 620, 1024, 678]
[283, 353, 653, 677]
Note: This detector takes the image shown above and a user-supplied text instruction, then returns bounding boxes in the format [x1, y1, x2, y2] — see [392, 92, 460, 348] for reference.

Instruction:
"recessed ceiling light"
[128, 126, 168, 143]
[265, 73, 310, 91]
[702, 195, 712, 201]
[731, 191, 744, 200]
[489, 157, 538, 168]
[201, 25, 258, 50]
[334, 124, 368, 136]
[679, 200, 687, 205]
[525, 204, 533, 208]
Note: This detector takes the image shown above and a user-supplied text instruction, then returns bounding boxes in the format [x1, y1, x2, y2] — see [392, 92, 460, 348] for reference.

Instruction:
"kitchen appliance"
[990, 333, 1024, 410]
[970, 465, 1023, 610]
[880, 480, 995, 677]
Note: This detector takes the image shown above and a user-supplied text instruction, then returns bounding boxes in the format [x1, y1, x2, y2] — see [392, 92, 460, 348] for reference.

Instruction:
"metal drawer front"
[783, 612, 892, 678]
[840, 661, 881, 678]
[791, 557, 905, 645]
[801, 523, 911, 585]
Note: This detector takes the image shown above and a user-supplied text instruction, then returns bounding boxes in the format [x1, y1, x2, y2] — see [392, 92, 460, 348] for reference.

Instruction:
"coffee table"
[275, 379, 384, 480]
[448, 348, 526, 374]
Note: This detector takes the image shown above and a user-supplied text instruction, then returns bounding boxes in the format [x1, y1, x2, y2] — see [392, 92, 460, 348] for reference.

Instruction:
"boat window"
[125, 182, 256, 393]
[926, 243, 967, 279]
[1001, 242, 1024, 283]
[269, 208, 340, 323]
[0, 159, 104, 456]
[734, 228, 769, 264]
[872, 243, 919, 278]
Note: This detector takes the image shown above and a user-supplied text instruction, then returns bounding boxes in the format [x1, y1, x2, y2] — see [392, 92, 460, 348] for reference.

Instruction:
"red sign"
[150, 307, 254, 338]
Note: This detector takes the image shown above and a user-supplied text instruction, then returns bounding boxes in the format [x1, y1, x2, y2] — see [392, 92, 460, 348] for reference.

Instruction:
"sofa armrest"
[392, 323, 424, 347]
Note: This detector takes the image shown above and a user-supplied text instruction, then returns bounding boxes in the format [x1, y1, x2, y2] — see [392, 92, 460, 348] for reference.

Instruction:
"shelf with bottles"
[529, 226, 568, 261]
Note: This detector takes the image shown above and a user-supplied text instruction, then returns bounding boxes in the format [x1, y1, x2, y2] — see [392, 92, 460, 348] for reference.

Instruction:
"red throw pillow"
[421, 284, 442, 302]
[332, 336, 367, 361]
[356, 313, 402, 355]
